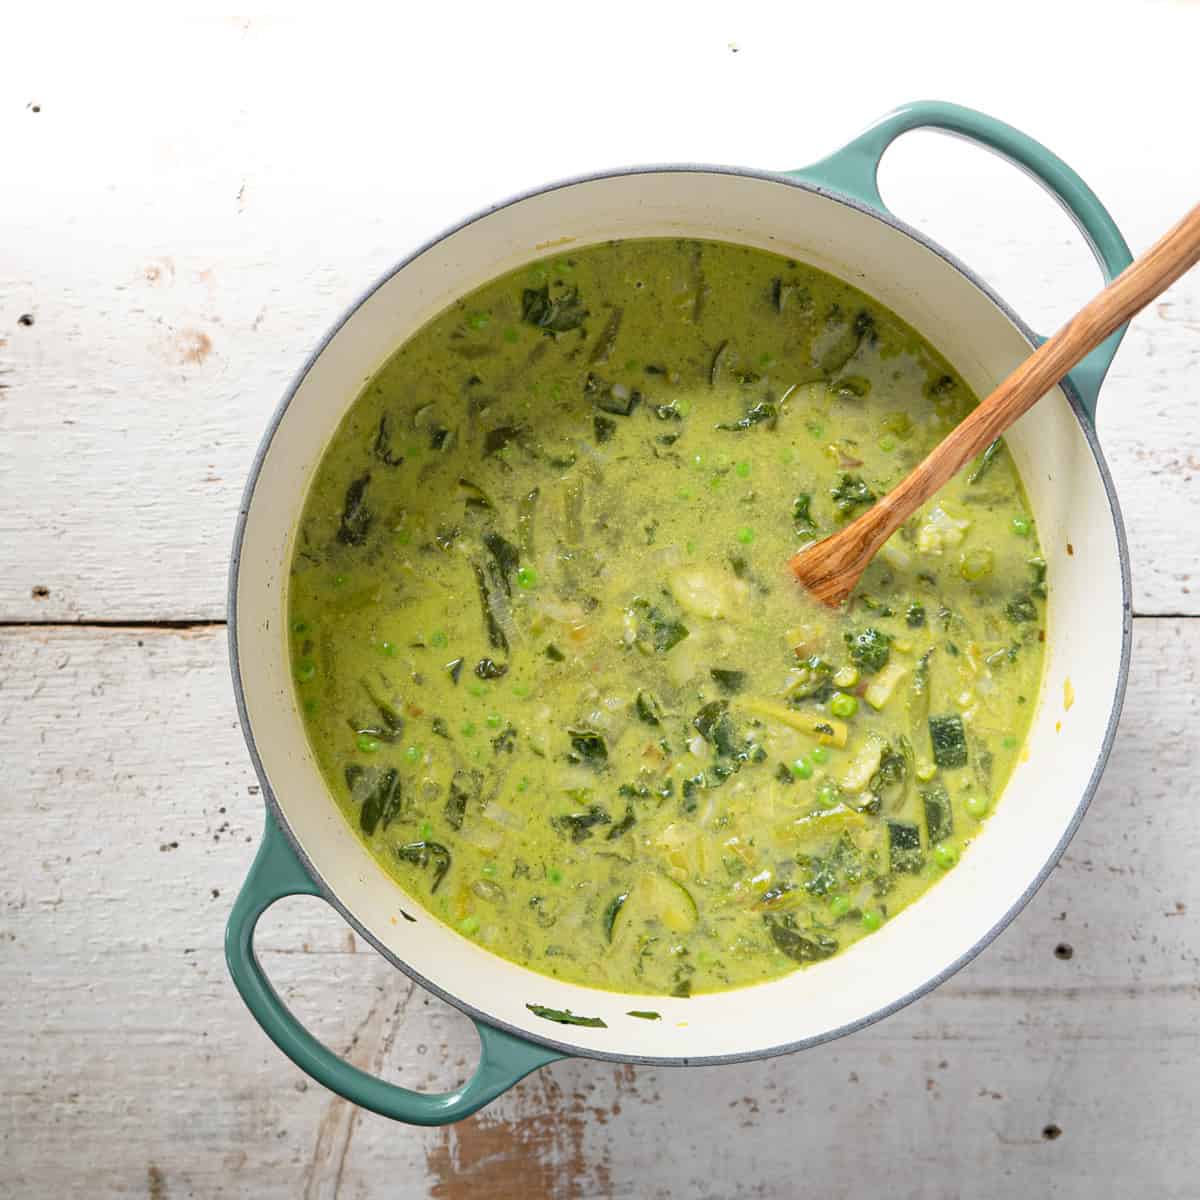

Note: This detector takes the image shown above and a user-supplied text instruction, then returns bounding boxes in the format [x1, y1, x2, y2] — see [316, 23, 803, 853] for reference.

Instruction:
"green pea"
[294, 659, 316, 683]
[395, 529, 412, 545]
[736, 526, 755, 545]
[816, 782, 840, 810]
[830, 692, 858, 718]
[1011, 515, 1032, 537]
[467, 312, 490, 330]
[546, 866, 563, 885]
[830, 894, 851, 918]
[686, 540, 697, 555]
[878, 435, 896, 452]
[810, 745, 830, 764]
[678, 489, 693, 501]
[467, 682, 486, 697]
[379, 640, 397, 657]
[516, 566, 538, 589]
[933, 843, 959, 869]
[461, 721, 477, 736]
[333, 573, 348, 587]
[356, 733, 381, 753]
[404, 745, 422, 764]
[1001, 735, 1017, 750]
[861, 910, 883, 932]
[291, 620, 309, 635]
[429, 630, 449, 648]
[517, 777, 530, 792]
[502, 327, 519, 343]
[708, 477, 723, 492]
[965, 792, 990, 819]
[735, 461, 751, 478]
[485, 713, 503, 730]
[790, 756, 813, 780]
[420, 821, 433, 840]
[481, 862, 498, 878]
[303, 698, 320, 716]
[512, 684, 531, 699]
[458, 915, 480, 936]
[779, 447, 796, 465]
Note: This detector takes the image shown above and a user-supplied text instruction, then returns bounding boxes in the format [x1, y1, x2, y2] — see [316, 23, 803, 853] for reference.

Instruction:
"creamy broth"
[288, 238, 1046, 998]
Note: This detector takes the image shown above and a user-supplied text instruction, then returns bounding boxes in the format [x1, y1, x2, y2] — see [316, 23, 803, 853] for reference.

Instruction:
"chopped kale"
[356, 768, 402, 836]
[544, 643, 566, 663]
[336, 473, 373, 546]
[474, 657, 508, 679]
[607, 804, 637, 840]
[830, 473, 876, 516]
[844, 627, 891, 674]
[929, 714, 969, 768]
[395, 841, 451, 893]
[799, 831, 864, 897]
[887, 820, 924, 873]
[585, 372, 640, 416]
[521, 284, 588, 335]
[567, 728, 608, 767]
[588, 307, 623, 365]
[716, 400, 778, 432]
[372, 415, 404, 467]
[709, 668, 747, 693]
[631, 597, 689, 653]
[444, 769, 480, 830]
[906, 602, 926, 628]
[793, 493, 816, 537]
[458, 477, 493, 511]
[482, 531, 520, 595]
[552, 802, 611, 842]
[693, 699, 738, 757]
[776, 762, 794, 785]
[764, 914, 839, 963]
[472, 563, 509, 654]
[483, 424, 524, 457]
[492, 725, 518, 755]
[635, 690, 664, 726]
[869, 745, 908, 808]
[525, 1003, 607, 1028]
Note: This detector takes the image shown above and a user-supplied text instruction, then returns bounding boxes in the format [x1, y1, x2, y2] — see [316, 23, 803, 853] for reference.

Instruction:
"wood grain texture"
[792, 203, 1200, 605]
[1, 620, 1197, 1198]
[1, 8, 1198, 622]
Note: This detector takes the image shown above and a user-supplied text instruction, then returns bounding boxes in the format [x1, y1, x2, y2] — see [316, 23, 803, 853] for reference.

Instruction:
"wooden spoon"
[790, 203, 1200, 607]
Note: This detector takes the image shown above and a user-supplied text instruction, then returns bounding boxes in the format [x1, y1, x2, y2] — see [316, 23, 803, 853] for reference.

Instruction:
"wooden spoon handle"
[832, 202, 1200, 565]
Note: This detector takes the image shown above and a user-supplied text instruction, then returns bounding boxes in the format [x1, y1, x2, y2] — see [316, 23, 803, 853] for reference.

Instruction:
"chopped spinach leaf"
[567, 728, 608, 767]
[1005, 594, 1038, 624]
[607, 804, 637, 840]
[482, 531, 520, 595]
[830, 473, 876, 516]
[445, 769, 480, 830]
[356, 768, 402, 836]
[716, 400, 778, 432]
[373, 415, 404, 467]
[967, 438, 1003, 485]
[626, 1010, 662, 1021]
[521, 284, 588, 335]
[445, 657, 465, 685]
[635, 690, 664, 726]
[544, 643, 566, 662]
[594, 415, 617, 444]
[585, 372, 640, 416]
[764, 914, 839, 963]
[588, 307, 623, 365]
[395, 841, 451, 893]
[844, 627, 891, 674]
[906, 602, 926, 628]
[709, 668, 747, 693]
[793, 493, 816, 537]
[337, 473, 373, 546]
[525, 1003, 607, 1028]
[553, 802, 611, 842]
[474, 657, 508, 679]
[483, 424, 524, 457]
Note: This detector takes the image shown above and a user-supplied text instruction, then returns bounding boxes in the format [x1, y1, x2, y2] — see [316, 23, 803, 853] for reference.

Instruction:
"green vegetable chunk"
[929, 714, 969, 768]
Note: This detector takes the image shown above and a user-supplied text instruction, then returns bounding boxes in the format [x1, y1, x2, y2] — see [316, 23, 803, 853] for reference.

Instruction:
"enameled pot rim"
[228, 163, 1133, 1067]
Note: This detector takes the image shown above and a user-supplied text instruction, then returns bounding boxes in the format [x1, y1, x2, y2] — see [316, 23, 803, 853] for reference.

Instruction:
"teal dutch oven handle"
[789, 99, 1133, 419]
[226, 813, 564, 1125]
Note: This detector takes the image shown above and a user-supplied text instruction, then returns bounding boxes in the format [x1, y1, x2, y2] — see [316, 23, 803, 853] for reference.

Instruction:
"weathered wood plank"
[0, 619, 1196, 1198]
[1, 10, 1198, 622]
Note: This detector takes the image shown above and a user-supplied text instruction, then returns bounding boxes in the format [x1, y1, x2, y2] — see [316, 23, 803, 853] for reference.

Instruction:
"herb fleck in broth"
[289, 238, 1046, 996]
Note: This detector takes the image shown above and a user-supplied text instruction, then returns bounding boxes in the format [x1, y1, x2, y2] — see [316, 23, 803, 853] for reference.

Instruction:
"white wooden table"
[3, 8, 1198, 1197]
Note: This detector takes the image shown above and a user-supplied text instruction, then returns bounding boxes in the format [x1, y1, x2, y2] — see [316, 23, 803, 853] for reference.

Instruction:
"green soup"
[288, 237, 1046, 997]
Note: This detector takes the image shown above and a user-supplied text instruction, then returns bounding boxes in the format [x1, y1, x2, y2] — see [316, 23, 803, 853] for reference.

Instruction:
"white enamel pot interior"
[231, 168, 1130, 1064]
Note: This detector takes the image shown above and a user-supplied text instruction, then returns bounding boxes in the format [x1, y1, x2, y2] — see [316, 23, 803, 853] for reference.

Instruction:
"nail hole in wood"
[1042, 1124, 1062, 1141]
[1054, 943, 1074, 960]
[17, 313, 34, 327]
[31, 585, 49, 600]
